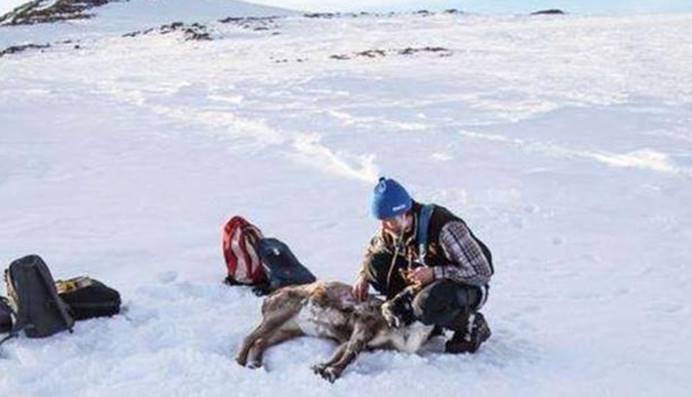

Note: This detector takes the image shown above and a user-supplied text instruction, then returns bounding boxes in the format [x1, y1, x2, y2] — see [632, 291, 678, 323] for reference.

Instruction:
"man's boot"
[445, 312, 491, 354]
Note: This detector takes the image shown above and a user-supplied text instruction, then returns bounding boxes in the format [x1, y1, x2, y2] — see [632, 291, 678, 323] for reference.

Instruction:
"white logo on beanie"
[392, 204, 407, 212]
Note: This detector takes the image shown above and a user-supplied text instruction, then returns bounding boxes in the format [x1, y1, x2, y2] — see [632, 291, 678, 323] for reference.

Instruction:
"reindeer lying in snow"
[235, 281, 434, 382]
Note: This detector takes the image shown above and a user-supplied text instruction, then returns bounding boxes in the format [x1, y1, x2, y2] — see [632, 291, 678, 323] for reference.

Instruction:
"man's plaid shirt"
[361, 219, 492, 287]
[433, 221, 492, 286]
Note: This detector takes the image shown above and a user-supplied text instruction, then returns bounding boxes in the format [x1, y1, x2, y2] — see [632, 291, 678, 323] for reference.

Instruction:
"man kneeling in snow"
[353, 177, 493, 353]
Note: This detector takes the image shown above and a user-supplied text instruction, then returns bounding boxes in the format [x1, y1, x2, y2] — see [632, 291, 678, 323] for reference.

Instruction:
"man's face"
[381, 212, 413, 236]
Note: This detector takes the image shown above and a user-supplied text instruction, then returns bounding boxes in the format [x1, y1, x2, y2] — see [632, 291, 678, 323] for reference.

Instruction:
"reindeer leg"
[316, 324, 375, 383]
[247, 328, 304, 369]
[235, 311, 296, 366]
[311, 341, 348, 374]
[236, 322, 263, 366]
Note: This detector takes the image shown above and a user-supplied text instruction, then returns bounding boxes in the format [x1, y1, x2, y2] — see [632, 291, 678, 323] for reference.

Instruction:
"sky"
[2, 0, 692, 17]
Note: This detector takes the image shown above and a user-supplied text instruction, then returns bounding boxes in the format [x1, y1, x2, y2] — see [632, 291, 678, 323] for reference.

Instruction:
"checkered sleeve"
[433, 221, 492, 286]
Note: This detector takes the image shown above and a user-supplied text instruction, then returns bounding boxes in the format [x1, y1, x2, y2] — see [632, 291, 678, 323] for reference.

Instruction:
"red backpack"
[222, 216, 266, 285]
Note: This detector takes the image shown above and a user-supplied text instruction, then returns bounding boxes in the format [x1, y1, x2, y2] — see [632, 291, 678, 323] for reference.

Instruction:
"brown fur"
[235, 281, 433, 382]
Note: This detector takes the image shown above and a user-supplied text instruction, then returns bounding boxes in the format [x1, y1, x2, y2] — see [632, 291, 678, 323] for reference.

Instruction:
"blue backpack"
[252, 238, 317, 296]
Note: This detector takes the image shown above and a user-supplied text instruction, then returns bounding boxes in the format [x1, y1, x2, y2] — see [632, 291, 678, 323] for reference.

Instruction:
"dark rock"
[218, 15, 279, 32]
[270, 57, 308, 64]
[122, 27, 154, 38]
[184, 29, 211, 41]
[330, 46, 452, 61]
[398, 46, 451, 56]
[303, 11, 389, 19]
[219, 16, 283, 24]
[160, 21, 184, 34]
[530, 9, 566, 15]
[423, 46, 449, 52]
[356, 49, 386, 58]
[122, 22, 212, 41]
[219, 16, 243, 23]
[0, 0, 119, 26]
[0, 43, 50, 57]
[304, 12, 337, 18]
[443, 9, 462, 14]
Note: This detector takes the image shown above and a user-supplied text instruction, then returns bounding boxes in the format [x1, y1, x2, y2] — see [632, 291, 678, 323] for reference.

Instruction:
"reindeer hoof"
[314, 365, 341, 383]
[247, 360, 263, 369]
[235, 355, 247, 367]
[311, 363, 327, 374]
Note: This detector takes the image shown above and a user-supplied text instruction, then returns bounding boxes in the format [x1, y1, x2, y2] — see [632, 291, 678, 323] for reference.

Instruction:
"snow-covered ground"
[0, 0, 26, 16]
[1, 1, 691, 396]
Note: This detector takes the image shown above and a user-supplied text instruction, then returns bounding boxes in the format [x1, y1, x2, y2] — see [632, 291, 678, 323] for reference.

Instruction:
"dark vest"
[382, 201, 494, 272]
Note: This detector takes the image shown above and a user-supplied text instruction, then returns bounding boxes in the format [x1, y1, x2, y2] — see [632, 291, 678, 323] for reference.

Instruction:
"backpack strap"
[0, 300, 21, 350]
[35, 267, 73, 333]
[1, 272, 21, 350]
[416, 204, 435, 266]
[0, 324, 21, 346]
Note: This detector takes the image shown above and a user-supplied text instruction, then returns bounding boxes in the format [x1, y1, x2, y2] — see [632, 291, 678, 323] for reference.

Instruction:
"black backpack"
[0, 297, 13, 334]
[55, 276, 121, 321]
[1, 255, 74, 345]
[252, 238, 317, 296]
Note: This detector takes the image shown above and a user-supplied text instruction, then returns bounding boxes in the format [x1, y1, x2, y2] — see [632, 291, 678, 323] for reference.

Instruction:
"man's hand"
[352, 275, 369, 302]
[410, 267, 434, 287]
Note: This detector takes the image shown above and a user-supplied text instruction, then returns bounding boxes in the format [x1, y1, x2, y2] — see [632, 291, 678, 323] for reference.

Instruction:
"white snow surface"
[1, 2, 692, 396]
[0, 0, 27, 16]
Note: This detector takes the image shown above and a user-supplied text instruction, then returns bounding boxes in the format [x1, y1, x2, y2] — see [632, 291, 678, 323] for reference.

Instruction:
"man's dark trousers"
[362, 252, 483, 329]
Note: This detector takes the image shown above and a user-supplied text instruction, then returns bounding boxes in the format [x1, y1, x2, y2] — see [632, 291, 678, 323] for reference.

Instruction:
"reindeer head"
[380, 286, 417, 328]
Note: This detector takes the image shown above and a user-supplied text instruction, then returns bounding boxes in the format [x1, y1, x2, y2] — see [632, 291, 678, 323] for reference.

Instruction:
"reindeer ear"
[387, 313, 401, 328]
[381, 302, 402, 328]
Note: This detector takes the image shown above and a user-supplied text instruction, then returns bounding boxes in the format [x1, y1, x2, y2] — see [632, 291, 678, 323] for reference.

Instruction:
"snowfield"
[1, 1, 691, 396]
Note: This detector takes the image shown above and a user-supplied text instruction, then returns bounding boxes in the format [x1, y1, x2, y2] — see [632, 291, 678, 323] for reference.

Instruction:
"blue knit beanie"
[371, 177, 412, 220]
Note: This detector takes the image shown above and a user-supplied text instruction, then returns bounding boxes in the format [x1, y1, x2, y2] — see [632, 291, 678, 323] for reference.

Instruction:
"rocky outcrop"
[330, 46, 452, 61]
[218, 15, 280, 32]
[530, 9, 566, 15]
[0, 42, 50, 57]
[0, 0, 120, 26]
[122, 21, 212, 41]
[303, 10, 463, 19]
[303, 12, 373, 19]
